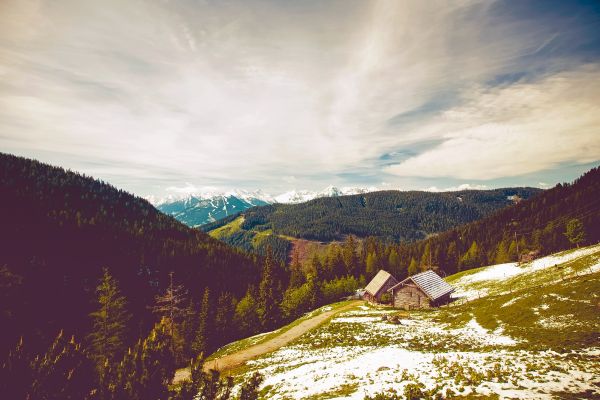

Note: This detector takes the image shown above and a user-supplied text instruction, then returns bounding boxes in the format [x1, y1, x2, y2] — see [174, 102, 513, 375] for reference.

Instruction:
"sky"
[1, 0, 599, 198]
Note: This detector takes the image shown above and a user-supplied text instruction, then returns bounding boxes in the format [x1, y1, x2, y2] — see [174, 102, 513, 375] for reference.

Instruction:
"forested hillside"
[204, 188, 540, 242]
[321, 166, 600, 285]
[0, 152, 263, 356]
[200, 187, 541, 262]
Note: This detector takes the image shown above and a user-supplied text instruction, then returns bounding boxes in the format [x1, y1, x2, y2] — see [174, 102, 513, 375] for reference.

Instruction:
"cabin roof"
[389, 270, 454, 301]
[364, 270, 397, 297]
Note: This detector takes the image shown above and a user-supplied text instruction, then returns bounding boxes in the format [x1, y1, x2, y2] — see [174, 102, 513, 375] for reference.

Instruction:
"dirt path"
[173, 301, 361, 383]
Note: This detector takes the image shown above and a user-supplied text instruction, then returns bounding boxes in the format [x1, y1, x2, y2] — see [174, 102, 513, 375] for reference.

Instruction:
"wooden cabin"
[519, 250, 540, 264]
[388, 270, 454, 310]
[363, 270, 398, 303]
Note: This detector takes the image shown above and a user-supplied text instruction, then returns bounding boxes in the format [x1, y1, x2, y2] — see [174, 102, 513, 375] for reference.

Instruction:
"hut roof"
[389, 270, 454, 301]
[365, 270, 397, 297]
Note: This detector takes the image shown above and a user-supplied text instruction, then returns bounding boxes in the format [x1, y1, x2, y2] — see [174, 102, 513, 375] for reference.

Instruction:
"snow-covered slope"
[219, 245, 600, 399]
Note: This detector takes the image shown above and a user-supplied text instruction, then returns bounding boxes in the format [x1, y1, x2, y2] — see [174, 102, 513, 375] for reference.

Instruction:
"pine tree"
[32, 331, 96, 400]
[365, 252, 376, 279]
[507, 240, 518, 261]
[420, 242, 432, 270]
[152, 272, 188, 361]
[288, 251, 305, 288]
[258, 247, 280, 329]
[87, 269, 130, 377]
[342, 235, 358, 276]
[193, 287, 210, 356]
[459, 241, 480, 270]
[180, 298, 197, 359]
[214, 292, 236, 344]
[494, 239, 510, 264]
[407, 257, 418, 276]
[565, 218, 586, 248]
[234, 286, 258, 337]
[139, 318, 176, 400]
[238, 372, 264, 400]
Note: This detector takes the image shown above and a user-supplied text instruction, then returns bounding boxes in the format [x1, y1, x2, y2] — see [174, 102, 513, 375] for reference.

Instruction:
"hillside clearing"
[222, 245, 600, 399]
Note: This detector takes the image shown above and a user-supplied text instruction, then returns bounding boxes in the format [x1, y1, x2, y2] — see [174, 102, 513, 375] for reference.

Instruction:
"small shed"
[388, 270, 454, 310]
[519, 250, 540, 264]
[364, 270, 398, 303]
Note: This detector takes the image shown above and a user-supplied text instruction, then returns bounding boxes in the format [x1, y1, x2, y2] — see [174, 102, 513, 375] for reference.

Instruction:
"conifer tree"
[420, 242, 432, 270]
[258, 247, 280, 329]
[459, 241, 480, 270]
[193, 287, 211, 356]
[342, 236, 358, 276]
[152, 271, 188, 361]
[87, 268, 130, 377]
[565, 218, 586, 247]
[494, 239, 510, 264]
[365, 252, 377, 279]
[32, 331, 96, 400]
[234, 286, 258, 337]
[215, 292, 235, 344]
[238, 372, 264, 400]
[180, 298, 197, 359]
[138, 318, 176, 400]
[407, 257, 418, 276]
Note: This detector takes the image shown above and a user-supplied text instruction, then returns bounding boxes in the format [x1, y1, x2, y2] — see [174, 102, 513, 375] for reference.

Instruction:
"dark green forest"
[330, 166, 600, 284]
[205, 188, 541, 242]
[0, 153, 362, 398]
[201, 187, 541, 263]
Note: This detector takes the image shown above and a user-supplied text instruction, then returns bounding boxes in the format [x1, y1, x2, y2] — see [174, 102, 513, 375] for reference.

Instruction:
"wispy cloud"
[0, 0, 598, 195]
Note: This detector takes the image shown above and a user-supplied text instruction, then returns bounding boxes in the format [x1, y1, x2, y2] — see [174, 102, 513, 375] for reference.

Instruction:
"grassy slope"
[214, 245, 600, 399]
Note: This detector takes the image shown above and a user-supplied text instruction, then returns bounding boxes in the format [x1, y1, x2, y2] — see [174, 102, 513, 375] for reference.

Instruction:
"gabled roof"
[389, 270, 454, 301]
[365, 270, 397, 297]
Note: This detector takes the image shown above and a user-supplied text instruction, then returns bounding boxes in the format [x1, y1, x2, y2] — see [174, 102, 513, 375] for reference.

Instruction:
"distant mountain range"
[153, 186, 378, 227]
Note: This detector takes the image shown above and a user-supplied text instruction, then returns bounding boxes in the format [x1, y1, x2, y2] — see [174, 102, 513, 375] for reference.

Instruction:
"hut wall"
[392, 285, 431, 310]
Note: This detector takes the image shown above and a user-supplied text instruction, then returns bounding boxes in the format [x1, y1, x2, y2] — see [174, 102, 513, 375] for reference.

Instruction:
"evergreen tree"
[565, 218, 586, 247]
[342, 235, 358, 276]
[87, 269, 130, 377]
[238, 372, 264, 400]
[387, 249, 400, 275]
[180, 298, 197, 359]
[214, 292, 236, 344]
[288, 251, 305, 289]
[420, 242, 432, 270]
[459, 241, 480, 270]
[365, 252, 377, 279]
[494, 239, 510, 264]
[234, 286, 258, 337]
[32, 331, 95, 400]
[193, 287, 211, 356]
[507, 240, 518, 261]
[257, 247, 280, 329]
[152, 272, 188, 362]
[407, 257, 418, 276]
[138, 318, 176, 400]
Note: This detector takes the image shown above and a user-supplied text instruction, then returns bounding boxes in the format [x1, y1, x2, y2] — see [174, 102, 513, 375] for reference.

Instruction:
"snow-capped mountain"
[151, 186, 378, 227]
[274, 186, 378, 204]
[155, 192, 270, 227]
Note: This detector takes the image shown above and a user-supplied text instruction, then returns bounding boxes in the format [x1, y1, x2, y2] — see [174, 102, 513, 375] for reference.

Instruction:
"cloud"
[0, 0, 598, 195]
[424, 183, 489, 192]
[386, 66, 600, 180]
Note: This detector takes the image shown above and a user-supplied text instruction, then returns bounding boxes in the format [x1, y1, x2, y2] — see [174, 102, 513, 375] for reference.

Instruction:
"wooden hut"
[388, 270, 454, 309]
[364, 270, 398, 303]
[519, 250, 540, 264]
